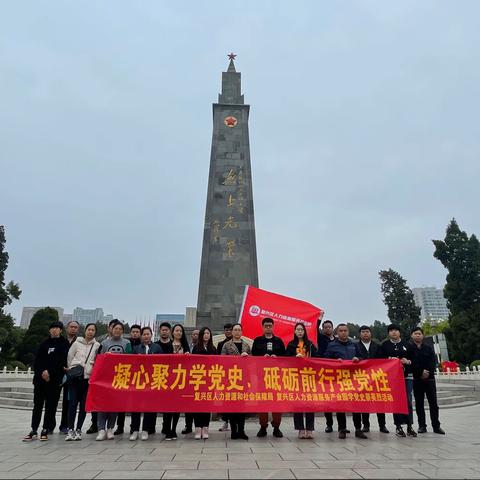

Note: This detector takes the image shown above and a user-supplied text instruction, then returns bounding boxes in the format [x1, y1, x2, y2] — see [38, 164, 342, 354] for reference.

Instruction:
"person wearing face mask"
[378, 324, 416, 438]
[64, 323, 100, 441]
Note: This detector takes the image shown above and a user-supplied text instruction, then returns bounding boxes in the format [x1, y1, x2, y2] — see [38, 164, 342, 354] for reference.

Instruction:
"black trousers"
[294, 412, 315, 431]
[414, 378, 440, 429]
[324, 412, 333, 427]
[59, 382, 69, 430]
[31, 381, 62, 432]
[163, 413, 180, 434]
[193, 412, 211, 428]
[185, 413, 194, 429]
[131, 412, 157, 432]
[336, 412, 362, 431]
[361, 413, 386, 428]
[67, 378, 89, 431]
[229, 413, 246, 433]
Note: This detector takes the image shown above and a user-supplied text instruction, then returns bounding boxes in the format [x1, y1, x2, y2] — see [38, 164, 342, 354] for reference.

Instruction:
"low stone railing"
[0, 367, 33, 378]
[435, 366, 480, 378]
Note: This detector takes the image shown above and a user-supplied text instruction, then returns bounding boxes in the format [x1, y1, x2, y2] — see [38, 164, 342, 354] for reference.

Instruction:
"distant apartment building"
[413, 287, 450, 325]
[153, 314, 185, 339]
[20, 306, 64, 329]
[72, 307, 105, 326]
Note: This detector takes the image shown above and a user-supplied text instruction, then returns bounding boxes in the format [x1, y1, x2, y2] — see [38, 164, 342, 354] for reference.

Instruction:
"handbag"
[66, 342, 95, 380]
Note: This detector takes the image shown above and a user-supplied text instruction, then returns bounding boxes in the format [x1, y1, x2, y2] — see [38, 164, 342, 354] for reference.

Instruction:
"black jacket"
[155, 339, 173, 354]
[378, 339, 414, 377]
[192, 344, 217, 355]
[216, 337, 231, 355]
[285, 340, 318, 358]
[252, 335, 286, 357]
[410, 342, 437, 380]
[33, 336, 70, 386]
[133, 342, 163, 354]
[355, 341, 382, 360]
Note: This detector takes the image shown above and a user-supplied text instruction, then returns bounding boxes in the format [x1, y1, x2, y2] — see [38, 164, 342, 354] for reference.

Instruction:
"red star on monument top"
[228, 53, 237, 60]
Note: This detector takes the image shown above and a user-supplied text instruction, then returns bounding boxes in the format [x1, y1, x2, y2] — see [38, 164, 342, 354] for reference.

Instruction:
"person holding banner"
[191, 327, 217, 439]
[379, 324, 417, 438]
[221, 323, 250, 440]
[129, 327, 162, 441]
[216, 323, 234, 433]
[316, 319, 336, 433]
[324, 324, 367, 440]
[286, 323, 318, 439]
[252, 318, 286, 438]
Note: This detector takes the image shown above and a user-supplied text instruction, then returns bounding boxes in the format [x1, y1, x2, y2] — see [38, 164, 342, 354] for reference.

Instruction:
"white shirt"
[362, 341, 371, 352]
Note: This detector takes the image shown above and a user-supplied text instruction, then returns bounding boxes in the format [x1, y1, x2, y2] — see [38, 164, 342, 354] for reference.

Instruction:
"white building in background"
[20, 306, 64, 329]
[72, 307, 105, 326]
[413, 287, 450, 325]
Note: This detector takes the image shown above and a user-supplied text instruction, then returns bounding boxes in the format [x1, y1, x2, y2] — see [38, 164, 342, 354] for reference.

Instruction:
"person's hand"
[400, 358, 411, 365]
[41, 370, 50, 382]
[271, 354, 277, 358]
[241, 352, 249, 357]
[337, 358, 343, 362]
[296, 353, 304, 358]
[264, 354, 270, 357]
[422, 369, 430, 379]
[352, 356, 360, 363]
[184, 352, 190, 355]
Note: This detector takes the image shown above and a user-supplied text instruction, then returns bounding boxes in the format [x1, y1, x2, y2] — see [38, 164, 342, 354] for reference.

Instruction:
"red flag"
[239, 286, 323, 346]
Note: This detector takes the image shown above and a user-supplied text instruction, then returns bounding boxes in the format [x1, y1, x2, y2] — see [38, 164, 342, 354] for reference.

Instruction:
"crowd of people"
[22, 316, 445, 443]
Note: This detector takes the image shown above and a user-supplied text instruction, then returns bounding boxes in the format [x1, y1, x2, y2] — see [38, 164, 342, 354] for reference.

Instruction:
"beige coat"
[67, 337, 100, 379]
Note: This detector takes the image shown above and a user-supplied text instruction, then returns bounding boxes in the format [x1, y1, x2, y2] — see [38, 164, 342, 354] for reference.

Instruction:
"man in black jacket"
[317, 319, 336, 432]
[410, 327, 445, 434]
[23, 321, 70, 442]
[378, 324, 416, 438]
[252, 318, 286, 438]
[355, 325, 389, 434]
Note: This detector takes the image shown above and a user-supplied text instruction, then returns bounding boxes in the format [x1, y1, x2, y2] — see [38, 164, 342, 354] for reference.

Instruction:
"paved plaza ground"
[0, 406, 479, 479]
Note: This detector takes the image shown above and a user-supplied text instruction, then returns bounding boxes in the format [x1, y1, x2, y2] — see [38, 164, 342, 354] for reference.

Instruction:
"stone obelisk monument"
[196, 54, 259, 331]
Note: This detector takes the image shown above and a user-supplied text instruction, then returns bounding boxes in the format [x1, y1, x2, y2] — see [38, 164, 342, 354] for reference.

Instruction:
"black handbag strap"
[83, 342, 95, 366]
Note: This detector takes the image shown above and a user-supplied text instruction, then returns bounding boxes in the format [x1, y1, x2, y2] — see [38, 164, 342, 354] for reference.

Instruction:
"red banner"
[86, 354, 408, 414]
[239, 286, 323, 345]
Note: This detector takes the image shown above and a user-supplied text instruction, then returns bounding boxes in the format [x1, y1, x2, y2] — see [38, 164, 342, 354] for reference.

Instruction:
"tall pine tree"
[379, 268, 421, 338]
[433, 219, 480, 364]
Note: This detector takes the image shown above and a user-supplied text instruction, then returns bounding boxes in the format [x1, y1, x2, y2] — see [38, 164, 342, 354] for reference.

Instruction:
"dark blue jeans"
[67, 377, 89, 431]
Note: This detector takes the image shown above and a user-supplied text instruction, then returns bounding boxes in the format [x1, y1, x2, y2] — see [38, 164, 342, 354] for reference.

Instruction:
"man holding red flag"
[252, 318, 286, 438]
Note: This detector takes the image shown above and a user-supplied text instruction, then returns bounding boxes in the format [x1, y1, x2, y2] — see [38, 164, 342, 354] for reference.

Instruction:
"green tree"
[17, 307, 60, 366]
[371, 320, 389, 342]
[346, 323, 360, 339]
[379, 268, 421, 338]
[433, 219, 480, 364]
[0, 226, 22, 366]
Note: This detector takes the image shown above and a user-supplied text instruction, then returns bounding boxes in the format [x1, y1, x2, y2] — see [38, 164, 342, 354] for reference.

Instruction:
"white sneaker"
[106, 428, 114, 440]
[202, 427, 209, 439]
[140, 431, 149, 441]
[74, 430, 82, 441]
[96, 430, 107, 441]
[194, 427, 202, 439]
[129, 431, 139, 441]
[219, 421, 230, 432]
[65, 429, 75, 441]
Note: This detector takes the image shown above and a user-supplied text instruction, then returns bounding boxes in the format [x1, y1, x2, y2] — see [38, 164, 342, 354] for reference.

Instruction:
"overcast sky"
[1, 1, 479, 327]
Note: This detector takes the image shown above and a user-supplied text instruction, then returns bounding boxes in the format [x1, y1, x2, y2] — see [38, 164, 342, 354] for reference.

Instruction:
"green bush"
[470, 360, 480, 369]
[4, 360, 27, 371]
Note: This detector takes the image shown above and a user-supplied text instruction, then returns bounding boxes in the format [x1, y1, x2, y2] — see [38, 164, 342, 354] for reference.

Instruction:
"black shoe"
[407, 426, 417, 437]
[257, 426, 267, 437]
[181, 427, 193, 434]
[114, 428, 124, 436]
[171, 431, 177, 440]
[417, 426, 427, 434]
[355, 429, 368, 439]
[338, 430, 347, 439]
[433, 427, 445, 435]
[325, 425, 333, 433]
[165, 432, 173, 441]
[379, 426, 390, 434]
[39, 429, 48, 441]
[345, 429, 350, 434]
[396, 427, 406, 438]
[86, 425, 98, 434]
[23, 431, 38, 442]
[237, 432, 249, 440]
[361, 426, 370, 433]
[272, 427, 283, 438]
